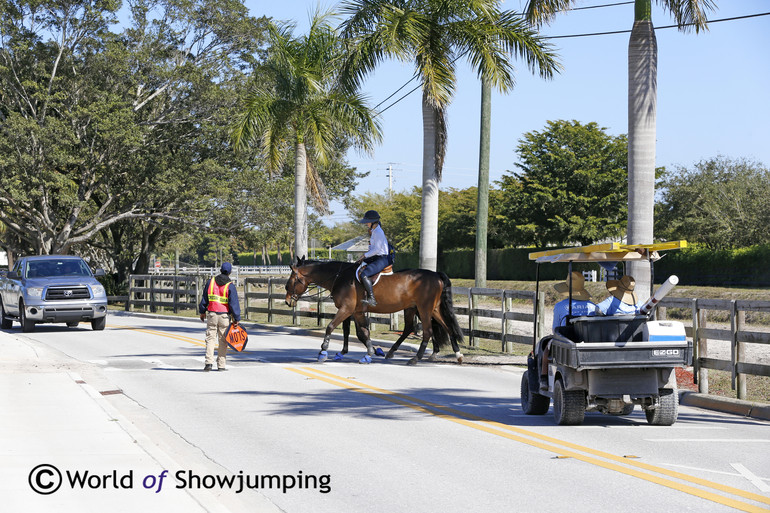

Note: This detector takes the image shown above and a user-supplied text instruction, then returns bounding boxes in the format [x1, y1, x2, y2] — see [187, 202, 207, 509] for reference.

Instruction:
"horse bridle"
[289, 270, 308, 303]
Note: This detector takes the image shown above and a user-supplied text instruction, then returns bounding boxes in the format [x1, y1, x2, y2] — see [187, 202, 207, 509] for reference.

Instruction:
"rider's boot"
[361, 274, 377, 307]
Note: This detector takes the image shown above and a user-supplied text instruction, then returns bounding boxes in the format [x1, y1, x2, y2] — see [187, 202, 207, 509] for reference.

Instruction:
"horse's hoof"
[456, 352, 464, 364]
[334, 352, 344, 361]
[407, 357, 417, 366]
[318, 351, 328, 363]
[428, 353, 438, 362]
[385, 352, 394, 359]
[359, 355, 372, 364]
[374, 347, 385, 357]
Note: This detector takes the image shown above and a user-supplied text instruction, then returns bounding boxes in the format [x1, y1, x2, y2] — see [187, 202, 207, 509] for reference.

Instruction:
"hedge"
[238, 243, 770, 286]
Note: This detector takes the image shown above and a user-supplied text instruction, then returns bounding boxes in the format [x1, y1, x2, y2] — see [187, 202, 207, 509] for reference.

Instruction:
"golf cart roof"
[528, 241, 687, 264]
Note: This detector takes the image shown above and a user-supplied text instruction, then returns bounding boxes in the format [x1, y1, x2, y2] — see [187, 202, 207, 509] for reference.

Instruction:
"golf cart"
[521, 241, 691, 425]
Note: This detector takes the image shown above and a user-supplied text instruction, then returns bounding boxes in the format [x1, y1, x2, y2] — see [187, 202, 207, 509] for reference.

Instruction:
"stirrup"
[362, 296, 377, 307]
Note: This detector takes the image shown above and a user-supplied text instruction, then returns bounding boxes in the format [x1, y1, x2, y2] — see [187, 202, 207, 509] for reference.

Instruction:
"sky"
[241, 0, 770, 225]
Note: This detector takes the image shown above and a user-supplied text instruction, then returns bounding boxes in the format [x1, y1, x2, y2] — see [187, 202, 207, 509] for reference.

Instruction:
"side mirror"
[94, 269, 106, 277]
[7, 271, 19, 279]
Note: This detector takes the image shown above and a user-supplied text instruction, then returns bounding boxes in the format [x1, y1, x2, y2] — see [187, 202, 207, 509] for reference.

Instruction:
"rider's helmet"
[357, 210, 380, 224]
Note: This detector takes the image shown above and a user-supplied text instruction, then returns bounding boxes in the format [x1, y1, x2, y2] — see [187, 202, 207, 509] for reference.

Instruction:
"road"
[6, 312, 770, 512]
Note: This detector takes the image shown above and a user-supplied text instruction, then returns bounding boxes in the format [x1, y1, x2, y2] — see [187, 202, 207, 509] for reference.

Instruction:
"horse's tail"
[436, 272, 465, 346]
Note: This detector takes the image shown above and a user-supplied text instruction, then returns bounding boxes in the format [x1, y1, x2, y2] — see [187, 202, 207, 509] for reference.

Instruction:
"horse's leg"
[354, 311, 375, 364]
[320, 308, 353, 362]
[408, 308, 434, 366]
[386, 308, 417, 359]
[334, 316, 352, 361]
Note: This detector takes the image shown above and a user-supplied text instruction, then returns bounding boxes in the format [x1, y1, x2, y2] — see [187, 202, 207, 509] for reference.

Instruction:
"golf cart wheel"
[521, 371, 550, 415]
[553, 379, 585, 425]
[645, 386, 679, 426]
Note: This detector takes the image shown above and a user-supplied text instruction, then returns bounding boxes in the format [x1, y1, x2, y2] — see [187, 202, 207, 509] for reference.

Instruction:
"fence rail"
[658, 297, 770, 400]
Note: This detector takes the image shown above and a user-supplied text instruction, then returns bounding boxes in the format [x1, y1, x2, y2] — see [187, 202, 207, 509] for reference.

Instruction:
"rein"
[290, 261, 352, 303]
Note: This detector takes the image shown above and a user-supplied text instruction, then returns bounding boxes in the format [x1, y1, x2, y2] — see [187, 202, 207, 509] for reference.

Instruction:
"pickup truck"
[0, 255, 108, 332]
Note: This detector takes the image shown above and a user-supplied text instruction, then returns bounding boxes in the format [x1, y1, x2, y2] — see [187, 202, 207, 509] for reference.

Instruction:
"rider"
[356, 210, 389, 307]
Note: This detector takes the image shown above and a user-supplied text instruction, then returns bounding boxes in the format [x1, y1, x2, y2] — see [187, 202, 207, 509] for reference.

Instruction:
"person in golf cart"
[542, 272, 600, 390]
[596, 275, 643, 315]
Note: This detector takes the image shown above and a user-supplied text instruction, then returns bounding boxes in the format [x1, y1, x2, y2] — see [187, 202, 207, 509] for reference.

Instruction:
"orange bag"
[224, 323, 248, 352]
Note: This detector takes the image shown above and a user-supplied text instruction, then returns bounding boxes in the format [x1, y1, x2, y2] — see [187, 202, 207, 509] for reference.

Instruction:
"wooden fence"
[124, 274, 769, 399]
[658, 297, 770, 400]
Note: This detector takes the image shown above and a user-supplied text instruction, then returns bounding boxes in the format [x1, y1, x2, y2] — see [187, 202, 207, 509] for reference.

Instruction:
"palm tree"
[233, 12, 382, 259]
[340, 0, 559, 271]
[525, 0, 714, 297]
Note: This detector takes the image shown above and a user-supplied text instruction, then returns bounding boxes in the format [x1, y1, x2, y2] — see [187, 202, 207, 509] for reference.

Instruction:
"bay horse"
[285, 257, 464, 365]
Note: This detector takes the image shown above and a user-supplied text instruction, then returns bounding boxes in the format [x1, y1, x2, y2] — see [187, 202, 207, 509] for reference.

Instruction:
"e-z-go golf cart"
[521, 241, 691, 425]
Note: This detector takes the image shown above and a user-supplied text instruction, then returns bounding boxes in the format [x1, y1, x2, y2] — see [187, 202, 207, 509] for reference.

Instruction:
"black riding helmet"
[357, 210, 380, 224]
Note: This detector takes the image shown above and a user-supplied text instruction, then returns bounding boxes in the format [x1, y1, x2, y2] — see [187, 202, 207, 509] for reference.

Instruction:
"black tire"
[521, 371, 550, 415]
[20, 301, 35, 333]
[0, 298, 12, 329]
[553, 379, 585, 425]
[67, 321, 79, 328]
[645, 386, 679, 426]
[91, 316, 106, 331]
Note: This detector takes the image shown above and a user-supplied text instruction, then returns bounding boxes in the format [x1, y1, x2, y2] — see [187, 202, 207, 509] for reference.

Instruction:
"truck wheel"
[0, 298, 12, 329]
[91, 316, 106, 331]
[521, 371, 550, 415]
[645, 386, 679, 426]
[553, 379, 585, 425]
[20, 301, 35, 333]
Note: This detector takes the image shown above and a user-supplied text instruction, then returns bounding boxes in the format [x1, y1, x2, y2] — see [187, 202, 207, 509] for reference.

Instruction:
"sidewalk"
[0, 330, 281, 513]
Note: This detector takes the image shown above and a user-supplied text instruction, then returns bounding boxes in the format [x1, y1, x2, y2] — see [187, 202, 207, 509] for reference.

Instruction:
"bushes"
[392, 243, 770, 286]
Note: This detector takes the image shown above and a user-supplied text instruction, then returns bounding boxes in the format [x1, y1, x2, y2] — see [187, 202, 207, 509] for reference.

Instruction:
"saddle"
[355, 264, 393, 286]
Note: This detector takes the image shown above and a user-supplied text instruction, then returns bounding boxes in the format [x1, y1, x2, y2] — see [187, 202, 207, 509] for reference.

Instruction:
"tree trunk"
[627, 3, 657, 299]
[419, 93, 440, 271]
[294, 141, 309, 260]
[475, 77, 491, 288]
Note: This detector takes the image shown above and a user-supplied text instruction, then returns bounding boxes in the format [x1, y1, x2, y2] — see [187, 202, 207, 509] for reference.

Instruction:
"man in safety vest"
[198, 262, 241, 371]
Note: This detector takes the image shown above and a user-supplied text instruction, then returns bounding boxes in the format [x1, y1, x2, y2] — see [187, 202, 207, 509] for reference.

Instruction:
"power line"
[374, 11, 770, 113]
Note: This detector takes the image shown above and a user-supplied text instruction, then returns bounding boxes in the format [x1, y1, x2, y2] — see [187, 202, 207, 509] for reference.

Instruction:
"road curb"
[679, 390, 770, 421]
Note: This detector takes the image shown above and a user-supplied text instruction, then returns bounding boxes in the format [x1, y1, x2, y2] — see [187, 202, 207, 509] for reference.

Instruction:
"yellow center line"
[109, 324, 206, 347]
[288, 366, 769, 513]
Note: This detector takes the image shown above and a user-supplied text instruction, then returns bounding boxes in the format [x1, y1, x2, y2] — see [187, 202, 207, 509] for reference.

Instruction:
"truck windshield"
[26, 259, 92, 278]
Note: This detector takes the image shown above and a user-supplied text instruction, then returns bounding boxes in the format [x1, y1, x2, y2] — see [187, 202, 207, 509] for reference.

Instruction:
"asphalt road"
[10, 312, 770, 513]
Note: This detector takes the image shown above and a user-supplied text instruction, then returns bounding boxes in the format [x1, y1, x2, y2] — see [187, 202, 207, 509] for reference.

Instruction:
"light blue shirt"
[553, 299, 599, 331]
[364, 224, 389, 258]
[597, 296, 641, 316]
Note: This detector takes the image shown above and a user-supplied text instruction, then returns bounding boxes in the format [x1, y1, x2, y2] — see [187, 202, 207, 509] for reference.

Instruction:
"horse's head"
[285, 256, 309, 307]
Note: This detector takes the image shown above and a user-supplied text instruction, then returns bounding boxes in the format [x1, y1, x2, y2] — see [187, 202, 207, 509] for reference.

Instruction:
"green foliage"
[0, 0, 269, 270]
[655, 156, 770, 250]
[496, 120, 629, 247]
[655, 243, 770, 286]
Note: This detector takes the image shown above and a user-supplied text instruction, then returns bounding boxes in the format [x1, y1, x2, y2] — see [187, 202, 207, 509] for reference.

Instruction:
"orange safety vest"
[207, 279, 230, 313]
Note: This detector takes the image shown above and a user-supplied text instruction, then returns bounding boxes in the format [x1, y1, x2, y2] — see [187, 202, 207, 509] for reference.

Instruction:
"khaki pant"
[205, 311, 230, 368]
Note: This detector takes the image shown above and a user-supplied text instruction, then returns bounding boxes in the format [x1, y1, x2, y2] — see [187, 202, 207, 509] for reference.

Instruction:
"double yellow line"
[289, 366, 770, 513]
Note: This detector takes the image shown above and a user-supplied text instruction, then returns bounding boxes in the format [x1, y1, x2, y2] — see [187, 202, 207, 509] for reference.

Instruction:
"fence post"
[317, 290, 323, 327]
[390, 311, 399, 331]
[267, 278, 274, 323]
[503, 293, 513, 353]
[736, 303, 747, 400]
[173, 276, 179, 314]
[126, 275, 133, 312]
[244, 279, 250, 322]
[695, 299, 709, 394]
[150, 276, 156, 313]
[536, 292, 546, 345]
[468, 289, 478, 348]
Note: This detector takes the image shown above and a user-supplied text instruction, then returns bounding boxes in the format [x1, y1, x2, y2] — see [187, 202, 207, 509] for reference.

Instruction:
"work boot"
[361, 274, 377, 307]
[203, 364, 212, 372]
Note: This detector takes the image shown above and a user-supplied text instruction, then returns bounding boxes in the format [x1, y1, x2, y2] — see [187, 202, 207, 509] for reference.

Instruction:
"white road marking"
[731, 463, 770, 492]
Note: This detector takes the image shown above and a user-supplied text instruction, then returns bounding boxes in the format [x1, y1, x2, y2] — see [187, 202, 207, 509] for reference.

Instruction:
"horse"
[285, 257, 464, 365]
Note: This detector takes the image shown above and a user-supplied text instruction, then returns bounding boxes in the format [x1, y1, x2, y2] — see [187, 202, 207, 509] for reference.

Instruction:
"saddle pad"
[356, 263, 394, 286]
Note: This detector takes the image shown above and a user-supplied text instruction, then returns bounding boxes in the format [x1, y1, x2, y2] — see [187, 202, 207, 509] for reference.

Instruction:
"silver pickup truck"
[0, 255, 108, 332]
